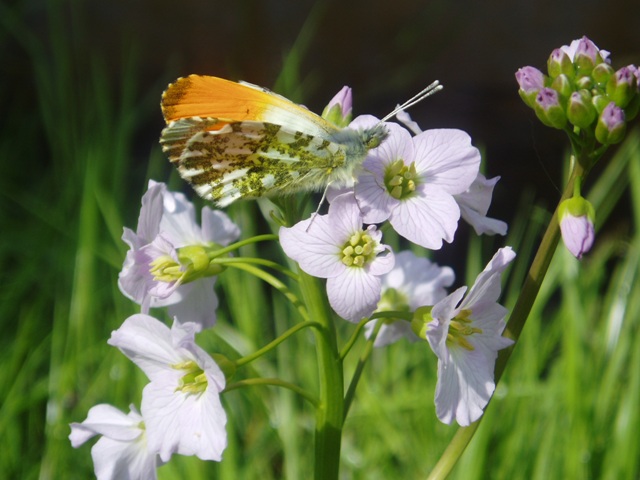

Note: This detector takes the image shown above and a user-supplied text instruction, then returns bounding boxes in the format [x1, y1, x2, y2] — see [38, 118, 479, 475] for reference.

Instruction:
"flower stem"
[224, 378, 319, 408]
[234, 321, 323, 368]
[427, 157, 589, 480]
[297, 270, 344, 480]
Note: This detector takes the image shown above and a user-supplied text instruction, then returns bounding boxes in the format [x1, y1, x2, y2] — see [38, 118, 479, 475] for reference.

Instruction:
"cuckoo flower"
[69, 404, 158, 480]
[108, 314, 228, 462]
[119, 180, 240, 329]
[279, 193, 394, 322]
[418, 247, 515, 426]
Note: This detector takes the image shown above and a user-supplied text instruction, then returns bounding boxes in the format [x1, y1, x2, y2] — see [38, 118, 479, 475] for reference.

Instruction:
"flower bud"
[547, 48, 575, 79]
[573, 36, 602, 75]
[567, 90, 597, 128]
[558, 196, 595, 259]
[592, 62, 615, 87]
[606, 66, 638, 108]
[534, 88, 567, 129]
[575, 75, 594, 90]
[516, 67, 546, 107]
[591, 94, 611, 114]
[551, 74, 572, 100]
[595, 102, 626, 144]
[322, 86, 353, 127]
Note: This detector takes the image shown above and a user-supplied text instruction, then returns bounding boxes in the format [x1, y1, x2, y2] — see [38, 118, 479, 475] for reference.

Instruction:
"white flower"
[424, 247, 515, 426]
[365, 251, 454, 347]
[108, 314, 228, 462]
[351, 115, 479, 249]
[69, 404, 158, 480]
[279, 193, 394, 322]
[119, 180, 240, 329]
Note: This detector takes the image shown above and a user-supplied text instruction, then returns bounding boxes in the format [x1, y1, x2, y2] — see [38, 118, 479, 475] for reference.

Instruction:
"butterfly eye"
[364, 124, 389, 149]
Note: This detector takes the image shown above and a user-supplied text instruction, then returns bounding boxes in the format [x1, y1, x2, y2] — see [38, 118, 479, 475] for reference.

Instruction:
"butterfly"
[160, 75, 440, 207]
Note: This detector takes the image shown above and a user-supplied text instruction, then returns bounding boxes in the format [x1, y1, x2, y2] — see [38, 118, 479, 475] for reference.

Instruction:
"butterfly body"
[160, 75, 388, 206]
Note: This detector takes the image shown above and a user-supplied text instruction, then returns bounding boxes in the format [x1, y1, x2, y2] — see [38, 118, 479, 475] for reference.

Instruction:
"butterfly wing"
[160, 75, 385, 206]
[161, 117, 351, 206]
[161, 75, 338, 138]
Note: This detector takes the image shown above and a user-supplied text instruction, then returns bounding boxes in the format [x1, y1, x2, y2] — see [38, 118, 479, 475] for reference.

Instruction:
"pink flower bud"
[559, 196, 595, 259]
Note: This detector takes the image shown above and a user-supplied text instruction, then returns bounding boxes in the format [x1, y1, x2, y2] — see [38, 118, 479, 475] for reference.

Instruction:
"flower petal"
[327, 269, 381, 322]
[389, 186, 460, 249]
[413, 129, 480, 195]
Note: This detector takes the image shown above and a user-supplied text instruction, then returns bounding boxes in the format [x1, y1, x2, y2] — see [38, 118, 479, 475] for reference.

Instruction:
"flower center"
[446, 309, 482, 351]
[173, 360, 208, 395]
[378, 288, 410, 324]
[341, 231, 377, 267]
[384, 159, 418, 200]
[149, 255, 184, 283]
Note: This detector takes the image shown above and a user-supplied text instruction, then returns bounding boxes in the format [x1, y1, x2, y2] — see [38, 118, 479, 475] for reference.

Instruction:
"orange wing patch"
[162, 75, 299, 124]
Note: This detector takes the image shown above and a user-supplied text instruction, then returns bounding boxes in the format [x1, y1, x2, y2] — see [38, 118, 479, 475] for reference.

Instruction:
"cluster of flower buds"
[516, 36, 639, 145]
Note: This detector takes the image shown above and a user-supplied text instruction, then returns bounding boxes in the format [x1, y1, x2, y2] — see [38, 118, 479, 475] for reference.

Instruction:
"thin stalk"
[224, 378, 319, 408]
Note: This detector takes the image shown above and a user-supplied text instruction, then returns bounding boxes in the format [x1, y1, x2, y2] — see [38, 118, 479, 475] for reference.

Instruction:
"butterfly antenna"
[379, 81, 443, 123]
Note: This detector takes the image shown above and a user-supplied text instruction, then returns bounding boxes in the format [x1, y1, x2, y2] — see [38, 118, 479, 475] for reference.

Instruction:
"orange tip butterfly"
[160, 75, 441, 207]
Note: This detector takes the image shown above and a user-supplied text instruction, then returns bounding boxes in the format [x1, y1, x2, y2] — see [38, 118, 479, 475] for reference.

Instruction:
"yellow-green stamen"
[173, 360, 208, 395]
[446, 309, 482, 350]
[384, 159, 418, 200]
[341, 231, 377, 267]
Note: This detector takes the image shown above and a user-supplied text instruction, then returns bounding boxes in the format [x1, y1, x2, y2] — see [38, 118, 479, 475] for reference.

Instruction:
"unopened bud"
[567, 90, 597, 128]
[322, 86, 353, 127]
[534, 88, 567, 129]
[558, 196, 595, 259]
[606, 66, 638, 108]
[547, 48, 575, 79]
[516, 67, 546, 107]
[595, 102, 626, 144]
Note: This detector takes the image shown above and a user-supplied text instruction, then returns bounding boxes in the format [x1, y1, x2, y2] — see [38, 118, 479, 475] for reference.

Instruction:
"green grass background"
[1, 1, 639, 478]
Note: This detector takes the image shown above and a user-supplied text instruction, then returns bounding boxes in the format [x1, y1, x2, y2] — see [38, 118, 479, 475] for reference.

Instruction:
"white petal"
[355, 163, 396, 224]
[279, 218, 345, 279]
[165, 278, 218, 330]
[91, 434, 157, 480]
[413, 129, 480, 195]
[201, 208, 241, 246]
[158, 188, 202, 247]
[461, 247, 515, 310]
[389, 186, 460, 249]
[142, 377, 227, 463]
[108, 314, 189, 381]
[69, 404, 143, 447]
[327, 269, 381, 322]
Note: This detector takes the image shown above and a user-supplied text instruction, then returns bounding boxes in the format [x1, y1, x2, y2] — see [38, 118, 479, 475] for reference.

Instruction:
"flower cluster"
[71, 184, 237, 479]
[119, 180, 240, 330]
[72, 83, 515, 479]
[70, 314, 229, 479]
[516, 36, 639, 144]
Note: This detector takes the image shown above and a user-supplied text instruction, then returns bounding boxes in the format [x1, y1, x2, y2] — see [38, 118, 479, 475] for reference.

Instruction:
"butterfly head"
[362, 123, 389, 150]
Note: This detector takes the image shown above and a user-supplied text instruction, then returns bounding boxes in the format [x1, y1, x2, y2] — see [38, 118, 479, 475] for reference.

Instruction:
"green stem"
[343, 318, 383, 419]
[211, 256, 299, 281]
[224, 378, 319, 408]
[222, 262, 308, 320]
[427, 157, 589, 480]
[297, 270, 344, 480]
[235, 321, 323, 368]
[210, 234, 280, 257]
